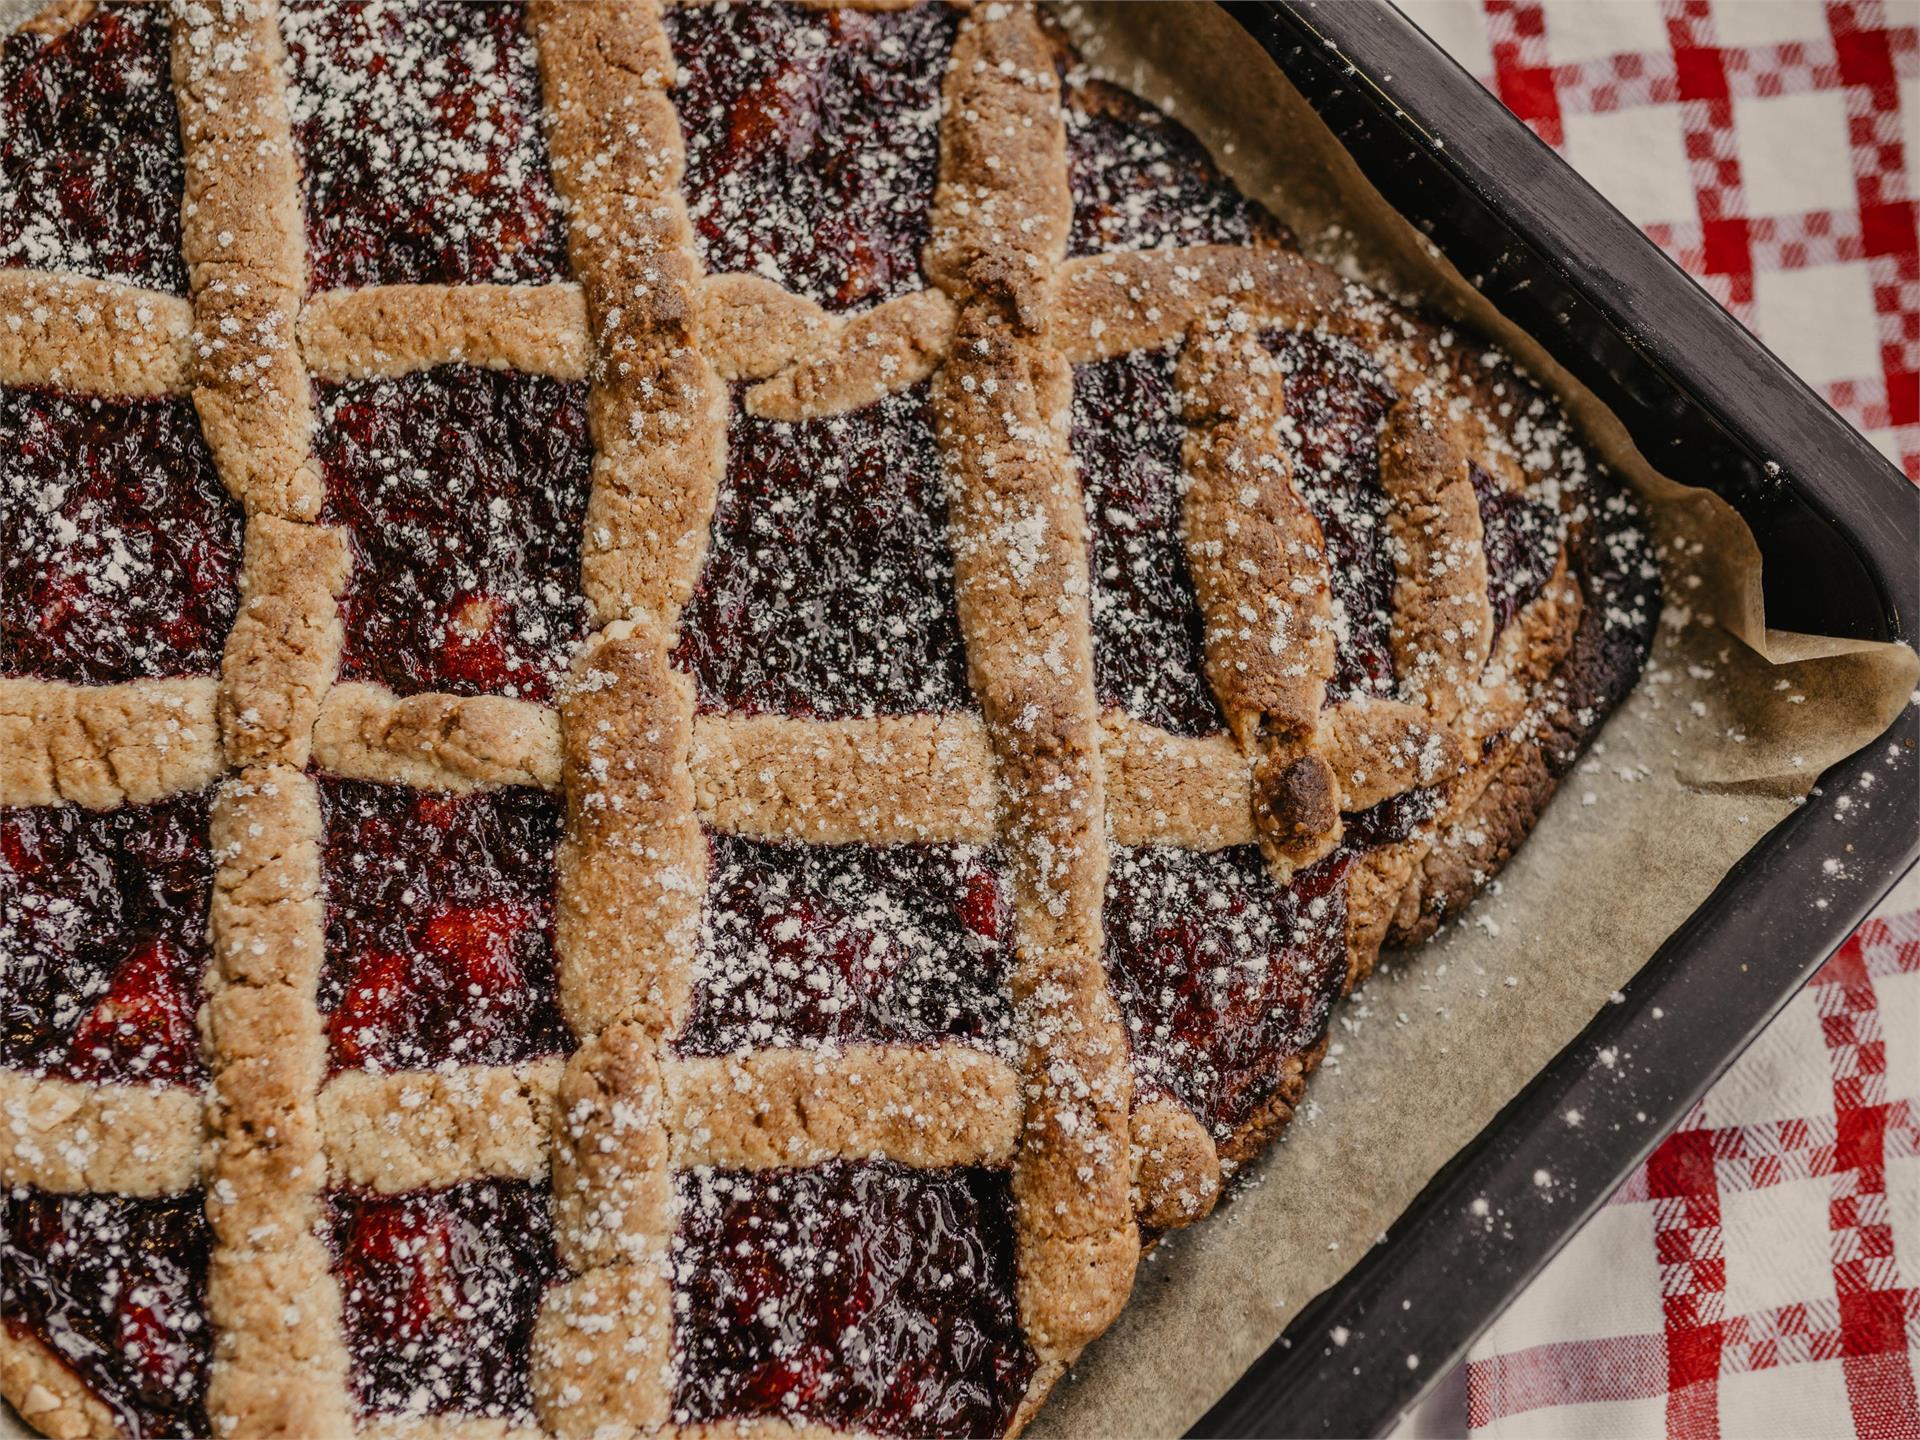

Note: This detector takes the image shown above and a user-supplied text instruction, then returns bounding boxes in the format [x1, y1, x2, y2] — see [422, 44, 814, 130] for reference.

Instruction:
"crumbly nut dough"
[699, 272, 831, 381]
[550, 1024, 672, 1275]
[220, 515, 350, 770]
[691, 712, 998, 844]
[665, 1046, 1022, 1171]
[202, 765, 354, 1439]
[555, 624, 706, 1038]
[1, 1330, 117, 1440]
[1322, 697, 1461, 814]
[189, 273, 323, 520]
[745, 287, 957, 421]
[301, 283, 591, 382]
[0, 677, 221, 809]
[359, 1418, 545, 1440]
[532, 1265, 675, 1440]
[318, 1059, 565, 1193]
[0, 1073, 202, 1195]
[1099, 713, 1255, 849]
[0, 269, 192, 395]
[1129, 1095, 1221, 1230]
[311, 682, 564, 793]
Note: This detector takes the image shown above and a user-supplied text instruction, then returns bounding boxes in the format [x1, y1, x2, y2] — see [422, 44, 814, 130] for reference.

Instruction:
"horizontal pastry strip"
[0, 1072, 203, 1195]
[0, 677, 223, 809]
[0, 268, 194, 396]
[318, 1059, 566, 1194]
[663, 1045, 1022, 1171]
[300, 282, 591, 382]
[311, 682, 563, 793]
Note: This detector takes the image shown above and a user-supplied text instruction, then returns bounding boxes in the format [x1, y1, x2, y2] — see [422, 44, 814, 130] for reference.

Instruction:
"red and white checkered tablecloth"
[1389, 2, 1920, 1435]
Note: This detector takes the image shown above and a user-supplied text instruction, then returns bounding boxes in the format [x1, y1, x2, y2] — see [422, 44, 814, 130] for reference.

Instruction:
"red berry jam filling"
[1073, 347, 1225, 736]
[1343, 785, 1443, 850]
[318, 778, 568, 1076]
[327, 1180, 557, 1425]
[3, 388, 242, 685]
[674, 385, 970, 720]
[283, 0, 566, 292]
[667, 2, 957, 311]
[315, 367, 591, 704]
[680, 835, 1013, 1056]
[1470, 461, 1560, 642]
[1261, 330, 1399, 704]
[2, 793, 213, 1087]
[3, 1187, 211, 1440]
[672, 1161, 1035, 1436]
[1064, 76, 1281, 258]
[0, 3, 186, 292]
[1103, 843, 1349, 1141]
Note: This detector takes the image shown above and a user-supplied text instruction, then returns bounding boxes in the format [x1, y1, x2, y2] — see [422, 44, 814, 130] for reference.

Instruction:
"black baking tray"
[1188, 3, 1920, 1437]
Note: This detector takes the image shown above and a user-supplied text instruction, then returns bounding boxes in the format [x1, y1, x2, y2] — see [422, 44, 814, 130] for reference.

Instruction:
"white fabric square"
[1476, 1391, 1667, 1440]
[1752, 263, 1882, 388]
[1395, 0, 1494, 78]
[1717, 1355, 1855, 1439]
[1887, 971, 1920, 1102]
[1712, 1, 1828, 51]
[1890, 1153, 1920, 1298]
[1563, 105, 1698, 225]
[1721, 1177, 1835, 1318]
[1480, 1203, 1665, 1347]
[1703, 988, 1835, 1127]
[1542, 0, 1670, 66]
[1736, 90, 1859, 217]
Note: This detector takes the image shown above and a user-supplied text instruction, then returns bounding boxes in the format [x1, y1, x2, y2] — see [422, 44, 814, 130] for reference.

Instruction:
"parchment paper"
[1028, 5, 1919, 1435]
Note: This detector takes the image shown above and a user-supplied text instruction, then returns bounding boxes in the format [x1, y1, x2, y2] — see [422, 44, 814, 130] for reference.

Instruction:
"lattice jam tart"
[0, 2, 1658, 1437]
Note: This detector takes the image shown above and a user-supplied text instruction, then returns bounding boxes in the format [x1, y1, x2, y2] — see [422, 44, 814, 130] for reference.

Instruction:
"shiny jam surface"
[1103, 843, 1349, 1139]
[0, 2, 186, 291]
[1, 793, 213, 1087]
[680, 835, 1013, 1055]
[1072, 346, 1225, 736]
[1064, 77, 1279, 258]
[318, 778, 568, 1075]
[1262, 329, 1399, 704]
[315, 366, 592, 704]
[673, 385, 971, 720]
[668, 1, 957, 311]
[672, 1161, 1035, 1437]
[1471, 461, 1561, 641]
[327, 1180, 557, 1425]
[1, 388, 242, 685]
[3, 1187, 212, 1440]
[283, 0, 567, 291]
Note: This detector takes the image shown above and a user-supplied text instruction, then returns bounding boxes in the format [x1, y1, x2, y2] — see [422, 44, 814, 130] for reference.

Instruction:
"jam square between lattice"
[2, 1188, 213, 1439]
[317, 778, 568, 1076]
[0, 2, 186, 292]
[283, 0, 567, 292]
[326, 1179, 557, 1427]
[1, 791, 214, 1088]
[314, 365, 592, 704]
[680, 833, 1013, 1055]
[1, 388, 242, 686]
[674, 385, 972, 720]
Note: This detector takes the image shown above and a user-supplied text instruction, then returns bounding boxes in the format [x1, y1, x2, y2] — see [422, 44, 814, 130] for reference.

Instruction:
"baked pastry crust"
[0, 2, 1655, 1436]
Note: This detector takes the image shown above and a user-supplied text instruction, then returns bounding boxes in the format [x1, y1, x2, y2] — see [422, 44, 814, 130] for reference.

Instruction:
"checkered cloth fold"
[1392, 3, 1920, 1434]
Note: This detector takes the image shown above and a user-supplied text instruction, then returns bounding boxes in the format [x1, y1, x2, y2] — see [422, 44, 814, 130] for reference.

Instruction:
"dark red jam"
[673, 385, 970, 720]
[0, 3, 186, 292]
[1470, 462, 1561, 642]
[1064, 77, 1279, 258]
[1103, 843, 1348, 1141]
[667, 1, 957, 311]
[327, 1180, 557, 1426]
[3, 1187, 212, 1440]
[1, 793, 212, 1088]
[2, 388, 242, 686]
[672, 1161, 1035, 1437]
[315, 366, 591, 704]
[1072, 347, 1225, 736]
[1261, 330, 1399, 704]
[317, 778, 568, 1076]
[1343, 785, 1443, 849]
[283, 0, 567, 292]
[679, 835, 1013, 1056]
